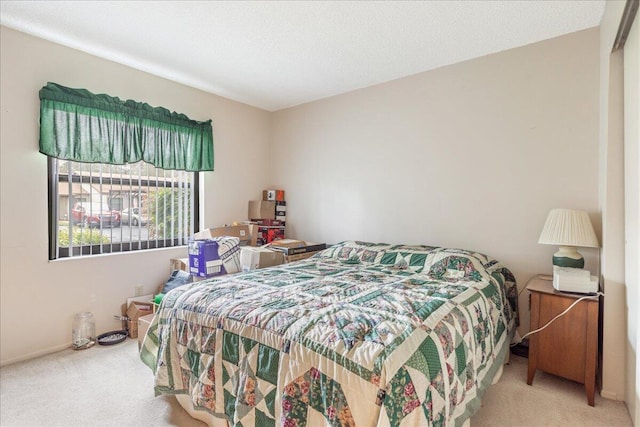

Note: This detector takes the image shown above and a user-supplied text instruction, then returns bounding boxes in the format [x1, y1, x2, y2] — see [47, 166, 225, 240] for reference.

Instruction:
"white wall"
[597, 0, 638, 415]
[623, 8, 640, 424]
[598, 0, 627, 403]
[0, 26, 271, 365]
[271, 28, 601, 345]
[1, 20, 632, 414]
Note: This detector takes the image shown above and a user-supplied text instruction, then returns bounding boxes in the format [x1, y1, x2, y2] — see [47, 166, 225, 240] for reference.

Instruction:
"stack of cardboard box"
[248, 189, 286, 245]
[168, 227, 248, 281]
[170, 188, 325, 279]
[187, 237, 242, 278]
[185, 225, 250, 278]
[193, 224, 252, 246]
[126, 301, 153, 338]
[171, 223, 288, 278]
[261, 190, 286, 222]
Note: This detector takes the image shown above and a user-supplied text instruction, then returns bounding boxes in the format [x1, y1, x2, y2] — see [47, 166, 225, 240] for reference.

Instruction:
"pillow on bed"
[320, 241, 439, 271]
[319, 242, 500, 281]
[318, 241, 388, 263]
[373, 245, 500, 281]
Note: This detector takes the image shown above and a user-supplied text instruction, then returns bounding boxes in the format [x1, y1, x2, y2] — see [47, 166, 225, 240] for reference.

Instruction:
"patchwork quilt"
[141, 241, 518, 427]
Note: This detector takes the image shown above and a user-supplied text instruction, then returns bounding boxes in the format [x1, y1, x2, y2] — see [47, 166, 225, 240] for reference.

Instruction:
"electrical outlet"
[134, 285, 144, 297]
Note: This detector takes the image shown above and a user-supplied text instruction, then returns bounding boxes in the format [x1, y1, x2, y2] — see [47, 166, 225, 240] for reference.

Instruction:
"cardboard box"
[267, 239, 305, 249]
[246, 223, 259, 246]
[128, 320, 138, 339]
[240, 247, 285, 271]
[170, 257, 189, 273]
[126, 301, 153, 338]
[137, 313, 155, 350]
[248, 200, 276, 220]
[245, 222, 285, 245]
[256, 226, 285, 246]
[263, 190, 285, 201]
[188, 237, 241, 278]
[193, 225, 251, 246]
[127, 301, 153, 320]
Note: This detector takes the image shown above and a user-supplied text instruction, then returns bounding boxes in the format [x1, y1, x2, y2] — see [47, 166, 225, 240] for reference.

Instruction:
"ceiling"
[0, 1, 605, 112]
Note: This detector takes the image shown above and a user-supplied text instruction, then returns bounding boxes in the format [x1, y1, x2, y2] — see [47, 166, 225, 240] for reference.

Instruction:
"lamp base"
[552, 246, 585, 268]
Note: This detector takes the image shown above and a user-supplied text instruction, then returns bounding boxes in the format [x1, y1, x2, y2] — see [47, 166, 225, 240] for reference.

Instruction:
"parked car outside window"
[71, 202, 121, 228]
[121, 207, 149, 226]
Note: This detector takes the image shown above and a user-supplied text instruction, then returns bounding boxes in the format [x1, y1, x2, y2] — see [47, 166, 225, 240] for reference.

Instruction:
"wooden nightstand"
[526, 276, 599, 406]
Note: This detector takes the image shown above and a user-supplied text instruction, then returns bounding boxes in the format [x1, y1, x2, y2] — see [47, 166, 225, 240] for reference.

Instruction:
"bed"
[140, 241, 518, 426]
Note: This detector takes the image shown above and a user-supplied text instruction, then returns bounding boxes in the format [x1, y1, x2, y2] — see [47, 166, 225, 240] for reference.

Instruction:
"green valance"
[39, 82, 214, 171]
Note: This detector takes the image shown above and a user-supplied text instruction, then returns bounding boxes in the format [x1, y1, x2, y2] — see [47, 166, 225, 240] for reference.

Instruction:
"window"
[49, 159, 199, 259]
[39, 82, 214, 260]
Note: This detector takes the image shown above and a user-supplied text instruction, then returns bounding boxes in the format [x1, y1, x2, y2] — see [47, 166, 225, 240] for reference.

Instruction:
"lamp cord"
[517, 292, 602, 343]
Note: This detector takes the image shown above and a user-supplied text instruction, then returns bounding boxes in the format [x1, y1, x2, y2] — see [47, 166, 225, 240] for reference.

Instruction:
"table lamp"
[538, 208, 599, 268]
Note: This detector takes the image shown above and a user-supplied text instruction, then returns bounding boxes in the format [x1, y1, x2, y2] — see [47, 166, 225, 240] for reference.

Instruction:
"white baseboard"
[600, 389, 621, 400]
[0, 342, 71, 367]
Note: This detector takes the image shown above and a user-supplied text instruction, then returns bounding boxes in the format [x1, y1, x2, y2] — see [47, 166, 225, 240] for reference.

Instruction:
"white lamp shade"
[538, 209, 600, 248]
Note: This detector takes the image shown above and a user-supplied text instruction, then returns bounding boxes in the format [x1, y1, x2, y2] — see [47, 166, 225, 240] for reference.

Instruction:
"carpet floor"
[0, 339, 632, 426]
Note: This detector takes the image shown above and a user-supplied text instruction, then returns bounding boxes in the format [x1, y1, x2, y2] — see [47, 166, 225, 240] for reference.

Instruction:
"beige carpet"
[0, 339, 632, 427]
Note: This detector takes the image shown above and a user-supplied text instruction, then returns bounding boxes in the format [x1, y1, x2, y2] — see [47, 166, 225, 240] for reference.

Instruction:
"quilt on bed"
[141, 241, 517, 427]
